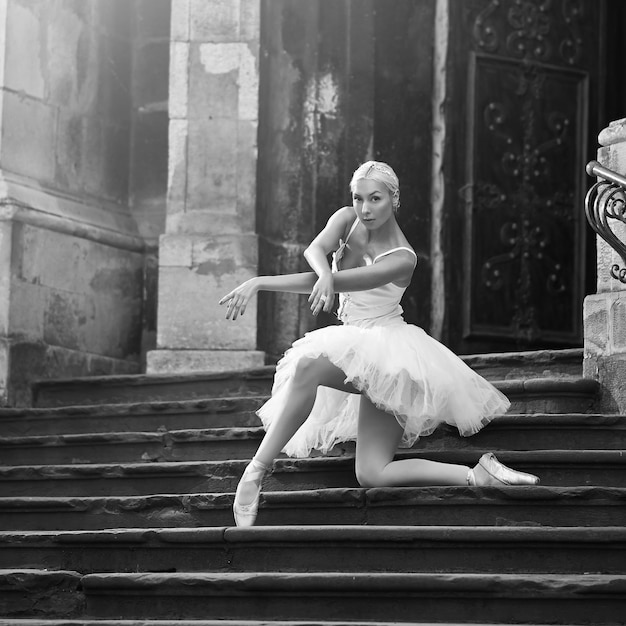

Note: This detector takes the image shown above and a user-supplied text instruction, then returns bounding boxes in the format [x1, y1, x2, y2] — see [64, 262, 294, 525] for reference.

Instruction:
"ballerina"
[220, 160, 539, 527]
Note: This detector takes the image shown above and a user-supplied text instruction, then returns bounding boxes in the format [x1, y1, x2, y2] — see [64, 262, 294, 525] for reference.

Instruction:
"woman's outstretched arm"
[220, 252, 414, 321]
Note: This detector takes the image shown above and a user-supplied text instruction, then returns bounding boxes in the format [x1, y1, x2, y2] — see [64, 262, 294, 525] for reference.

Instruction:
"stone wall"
[0, 1, 149, 405]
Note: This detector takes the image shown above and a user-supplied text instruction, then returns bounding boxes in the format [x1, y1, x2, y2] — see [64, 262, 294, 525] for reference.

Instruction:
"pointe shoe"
[470, 452, 540, 486]
[233, 459, 268, 527]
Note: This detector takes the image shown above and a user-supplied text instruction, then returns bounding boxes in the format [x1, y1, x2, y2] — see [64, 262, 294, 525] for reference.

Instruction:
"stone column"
[147, 0, 264, 374]
[583, 118, 626, 412]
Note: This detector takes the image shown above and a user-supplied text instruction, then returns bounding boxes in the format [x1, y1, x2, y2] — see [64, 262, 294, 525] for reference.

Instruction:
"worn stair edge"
[1, 525, 625, 575]
[3, 450, 626, 496]
[79, 572, 626, 623]
[0, 397, 266, 436]
[2, 413, 625, 454]
[31, 368, 277, 408]
[30, 370, 596, 411]
[0, 569, 84, 619]
[462, 348, 583, 380]
[0, 617, 580, 626]
[81, 570, 626, 593]
[1, 486, 626, 529]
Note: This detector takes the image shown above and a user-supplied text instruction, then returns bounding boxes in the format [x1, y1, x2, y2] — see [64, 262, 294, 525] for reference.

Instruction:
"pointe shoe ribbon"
[472, 452, 540, 486]
[233, 460, 267, 527]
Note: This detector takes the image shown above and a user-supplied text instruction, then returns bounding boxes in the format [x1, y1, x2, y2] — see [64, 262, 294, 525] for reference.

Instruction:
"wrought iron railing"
[585, 160, 626, 284]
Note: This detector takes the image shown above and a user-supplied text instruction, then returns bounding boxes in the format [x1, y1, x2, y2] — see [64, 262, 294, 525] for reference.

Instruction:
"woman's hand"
[219, 277, 259, 321]
[308, 273, 335, 316]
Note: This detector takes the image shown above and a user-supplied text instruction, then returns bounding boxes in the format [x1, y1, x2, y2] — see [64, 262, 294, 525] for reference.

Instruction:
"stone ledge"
[146, 349, 265, 375]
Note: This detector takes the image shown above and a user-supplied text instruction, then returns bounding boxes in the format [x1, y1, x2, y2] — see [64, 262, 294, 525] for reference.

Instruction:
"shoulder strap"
[344, 217, 360, 243]
[373, 246, 418, 264]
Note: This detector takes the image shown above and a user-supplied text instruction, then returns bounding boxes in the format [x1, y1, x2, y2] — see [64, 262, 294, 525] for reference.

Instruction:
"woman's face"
[352, 178, 394, 229]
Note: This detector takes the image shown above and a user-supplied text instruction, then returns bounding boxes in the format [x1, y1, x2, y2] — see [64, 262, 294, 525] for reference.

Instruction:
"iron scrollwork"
[585, 161, 626, 284]
[472, 0, 584, 64]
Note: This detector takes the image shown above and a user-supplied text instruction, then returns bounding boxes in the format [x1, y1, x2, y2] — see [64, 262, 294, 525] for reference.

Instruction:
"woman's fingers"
[323, 294, 334, 312]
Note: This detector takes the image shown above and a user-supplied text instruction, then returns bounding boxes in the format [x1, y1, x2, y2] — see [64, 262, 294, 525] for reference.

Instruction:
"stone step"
[2, 450, 626, 497]
[1, 486, 625, 530]
[78, 571, 626, 623]
[0, 397, 265, 437]
[0, 622, 575, 626]
[1, 406, 624, 449]
[1, 526, 624, 576]
[0, 428, 265, 465]
[29, 349, 584, 410]
[31, 369, 596, 414]
[462, 348, 583, 380]
[1, 405, 615, 466]
[0, 622, 567, 626]
[32, 368, 277, 408]
[0, 569, 83, 619]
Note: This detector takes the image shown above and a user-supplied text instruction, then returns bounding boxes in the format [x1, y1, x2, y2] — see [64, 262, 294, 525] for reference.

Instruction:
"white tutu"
[257, 321, 511, 458]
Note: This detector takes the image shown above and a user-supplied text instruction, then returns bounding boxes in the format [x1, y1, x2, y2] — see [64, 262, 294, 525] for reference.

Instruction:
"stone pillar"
[583, 118, 626, 413]
[147, 0, 264, 374]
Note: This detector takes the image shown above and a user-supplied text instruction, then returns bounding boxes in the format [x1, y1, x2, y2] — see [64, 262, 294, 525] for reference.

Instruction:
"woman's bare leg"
[355, 396, 469, 487]
[236, 356, 358, 506]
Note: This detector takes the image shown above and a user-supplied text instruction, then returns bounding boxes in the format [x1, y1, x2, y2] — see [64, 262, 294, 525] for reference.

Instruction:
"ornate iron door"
[450, 0, 603, 350]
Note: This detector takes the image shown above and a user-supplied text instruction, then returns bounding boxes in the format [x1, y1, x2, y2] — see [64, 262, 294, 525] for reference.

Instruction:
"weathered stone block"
[583, 294, 608, 356]
[189, 43, 239, 120]
[4, 0, 45, 97]
[1, 92, 56, 183]
[8, 341, 140, 407]
[167, 119, 189, 213]
[147, 348, 264, 374]
[592, 354, 626, 414]
[186, 117, 237, 213]
[598, 117, 626, 147]
[171, 0, 190, 41]
[0, 221, 11, 336]
[190, 0, 239, 42]
[159, 234, 193, 267]
[156, 234, 259, 351]
[240, 0, 261, 42]
[169, 42, 189, 119]
[611, 294, 626, 351]
[11, 222, 143, 359]
[43, 288, 89, 352]
[166, 210, 250, 237]
[9, 280, 44, 339]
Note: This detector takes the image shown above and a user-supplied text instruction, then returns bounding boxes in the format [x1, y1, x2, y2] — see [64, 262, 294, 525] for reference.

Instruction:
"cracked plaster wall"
[0, 0, 167, 405]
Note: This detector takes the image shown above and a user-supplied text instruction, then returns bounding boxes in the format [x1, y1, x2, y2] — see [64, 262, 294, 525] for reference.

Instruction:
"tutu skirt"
[257, 321, 511, 458]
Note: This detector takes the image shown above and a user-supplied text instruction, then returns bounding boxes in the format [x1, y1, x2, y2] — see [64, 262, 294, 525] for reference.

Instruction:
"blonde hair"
[349, 160, 400, 211]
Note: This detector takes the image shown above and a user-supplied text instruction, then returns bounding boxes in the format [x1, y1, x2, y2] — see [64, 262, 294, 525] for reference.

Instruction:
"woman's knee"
[292, 356, 322, 388]
[355, 462, 387, 488]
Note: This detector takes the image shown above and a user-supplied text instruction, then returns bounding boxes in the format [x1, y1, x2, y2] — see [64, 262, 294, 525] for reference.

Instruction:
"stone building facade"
[0, 0, 624, 407]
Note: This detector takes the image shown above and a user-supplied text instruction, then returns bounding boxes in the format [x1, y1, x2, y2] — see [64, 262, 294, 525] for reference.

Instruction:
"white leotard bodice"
[331, 218, 417, 328]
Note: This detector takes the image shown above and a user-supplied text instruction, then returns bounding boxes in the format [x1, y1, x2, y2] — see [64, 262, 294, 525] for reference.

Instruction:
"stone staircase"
[0, 348, 625, 625]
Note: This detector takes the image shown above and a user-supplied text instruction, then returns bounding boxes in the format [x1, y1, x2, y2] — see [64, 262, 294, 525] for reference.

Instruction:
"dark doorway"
[441, 0, 605, 354]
